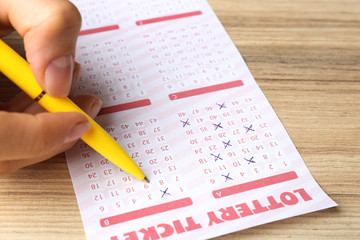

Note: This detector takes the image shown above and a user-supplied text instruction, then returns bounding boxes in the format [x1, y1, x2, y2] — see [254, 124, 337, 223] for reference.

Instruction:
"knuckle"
[0, 113, 59, 161]
[25, 121, 52, 157]
[18, 115, 52, 158]
[62, 1, 82, 25]
[46, 1, 82, 30]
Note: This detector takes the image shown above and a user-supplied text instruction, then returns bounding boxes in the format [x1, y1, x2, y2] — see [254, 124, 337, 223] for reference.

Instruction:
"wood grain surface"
[0, 0, 359, 239]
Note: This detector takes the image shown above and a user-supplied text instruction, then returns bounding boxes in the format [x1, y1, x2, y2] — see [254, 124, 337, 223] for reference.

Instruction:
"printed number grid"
[75, 39, 147, 108]
[128, 0, 199, 19]
[177, 98, 290, 188]
[75, 116, 185, 215]
[143, 23, 238, 93]
[71, 0, 116, 29]
[63, 1, 337, 239]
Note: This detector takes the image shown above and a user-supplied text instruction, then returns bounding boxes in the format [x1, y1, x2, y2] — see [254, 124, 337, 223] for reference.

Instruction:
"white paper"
[65, 1, 337, 239]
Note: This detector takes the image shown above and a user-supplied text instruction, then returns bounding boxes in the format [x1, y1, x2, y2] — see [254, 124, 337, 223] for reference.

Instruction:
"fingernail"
[89, 99, 103, 118]
[45, 55, 74, 97]
[64, 121, 91, 144]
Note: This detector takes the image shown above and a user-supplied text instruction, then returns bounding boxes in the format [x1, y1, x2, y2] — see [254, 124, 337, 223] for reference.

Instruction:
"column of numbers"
[75, 39, 147, 107]
[72, 0, 116, 28]
[143, 23, 238, 93]
[178, 98, 290, 187]
[128, 0, 199, 19]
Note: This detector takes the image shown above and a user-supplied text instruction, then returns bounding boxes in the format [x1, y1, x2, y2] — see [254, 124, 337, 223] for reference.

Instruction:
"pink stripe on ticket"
[169, 80, 244, 100]
[136, 11, 202, 25]
[212, 171, 298, 199]
[79, 25, 120, 36]
[100, 197, 193, 227]
[98, 99, 151, 115]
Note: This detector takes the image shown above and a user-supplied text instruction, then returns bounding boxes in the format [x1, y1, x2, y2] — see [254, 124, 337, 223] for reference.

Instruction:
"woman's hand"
[0, 0, 102, 176]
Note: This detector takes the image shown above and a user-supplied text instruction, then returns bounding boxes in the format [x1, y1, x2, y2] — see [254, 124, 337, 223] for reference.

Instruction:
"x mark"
[216, 102, 227, 110]
[222, 173, 233, 182]
[160, 188, 171, 198]
[181, 119, 190, 127]
[244, 156, 255, 165]
[222, 140, 232, 149]
[244, 124, 254, 133]
[213, 122, 223, 130]
[211, 153, 223, 162]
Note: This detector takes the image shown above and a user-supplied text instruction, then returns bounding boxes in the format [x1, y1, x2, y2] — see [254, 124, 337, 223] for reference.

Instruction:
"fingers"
[0, 95, 102, 160]
[0, 111, 89, 161]
[3, 92, 34, 112]
[70, 62, 82, 97]
[71, 95, 103, 119]
[0, 0, 82, 97]
[0, 111, 89, 176]
[23, 95, 102, 118]
[3, 92, 102, 116]
[7, 95, 102, 171]
[0, 95, 102, 176]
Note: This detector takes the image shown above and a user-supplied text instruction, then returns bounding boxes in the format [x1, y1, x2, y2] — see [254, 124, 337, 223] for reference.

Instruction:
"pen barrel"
[38, 95, 145, 180]
[0, 40, 144, 180]
[0, 40, 43, 99]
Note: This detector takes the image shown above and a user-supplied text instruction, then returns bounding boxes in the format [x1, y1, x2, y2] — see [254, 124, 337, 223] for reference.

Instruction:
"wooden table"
[1, 0, 359, 239]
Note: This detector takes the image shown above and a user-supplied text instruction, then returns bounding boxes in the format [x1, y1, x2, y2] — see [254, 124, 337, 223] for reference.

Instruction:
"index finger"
[0, 0, 82, 97]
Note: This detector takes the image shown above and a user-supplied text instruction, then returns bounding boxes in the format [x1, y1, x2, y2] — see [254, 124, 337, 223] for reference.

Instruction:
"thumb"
[0, 111, 90, 161]
[2, 0, 82, 97]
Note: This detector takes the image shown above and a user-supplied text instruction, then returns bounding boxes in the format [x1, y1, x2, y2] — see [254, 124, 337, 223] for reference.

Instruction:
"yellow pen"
[0, 39, 149, 183]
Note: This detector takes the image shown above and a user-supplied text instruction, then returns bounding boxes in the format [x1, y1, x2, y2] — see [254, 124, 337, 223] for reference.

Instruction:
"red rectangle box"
[79, 25, 120, 36]
[100, 197, 193, 227]
[212, 171, 298, 199]
[98, 99, 151, 116]
[136, 11, 202, 26]
[169, 80, 244, 100]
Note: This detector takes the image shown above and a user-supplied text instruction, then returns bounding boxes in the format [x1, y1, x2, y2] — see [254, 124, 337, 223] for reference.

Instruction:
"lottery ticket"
[65, 0, 337, 239]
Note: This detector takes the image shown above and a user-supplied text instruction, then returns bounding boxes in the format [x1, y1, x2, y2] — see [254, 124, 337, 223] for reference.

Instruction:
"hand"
[0, 0, 102, 176]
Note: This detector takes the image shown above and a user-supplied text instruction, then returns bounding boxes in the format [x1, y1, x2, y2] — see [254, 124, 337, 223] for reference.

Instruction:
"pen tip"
[143, 176, 150, 183]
